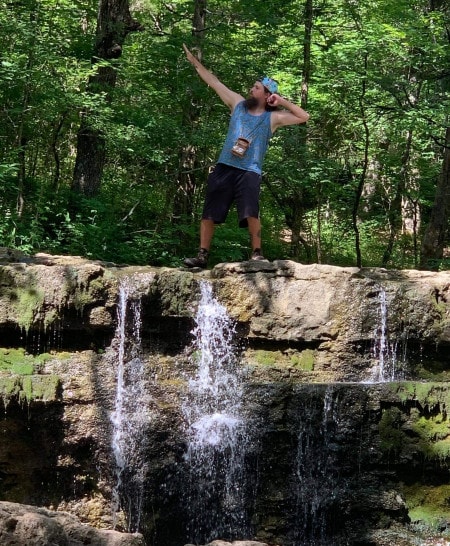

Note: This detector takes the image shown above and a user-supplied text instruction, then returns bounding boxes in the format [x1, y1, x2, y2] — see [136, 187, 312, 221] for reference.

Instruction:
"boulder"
[0, 501, 144, 545]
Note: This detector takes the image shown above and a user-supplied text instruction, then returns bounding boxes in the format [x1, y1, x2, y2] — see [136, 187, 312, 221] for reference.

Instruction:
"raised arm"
[183, 44, 244, 111]
[268, 94, 310, 132]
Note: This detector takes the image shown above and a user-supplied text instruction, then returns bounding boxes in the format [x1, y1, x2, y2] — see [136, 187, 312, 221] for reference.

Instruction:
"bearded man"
[182, 44, 309, 268]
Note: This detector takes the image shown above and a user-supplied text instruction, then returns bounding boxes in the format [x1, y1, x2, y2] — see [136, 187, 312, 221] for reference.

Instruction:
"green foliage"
[0, 0, 447, 267]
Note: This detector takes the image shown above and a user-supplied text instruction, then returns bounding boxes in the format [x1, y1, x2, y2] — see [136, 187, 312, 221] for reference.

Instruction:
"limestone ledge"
[0, 501, 144, 546]
[0, 252, 448, 346]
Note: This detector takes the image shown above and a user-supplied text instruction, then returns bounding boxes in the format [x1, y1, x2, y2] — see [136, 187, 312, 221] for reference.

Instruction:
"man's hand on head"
[267, 93, 281, 106]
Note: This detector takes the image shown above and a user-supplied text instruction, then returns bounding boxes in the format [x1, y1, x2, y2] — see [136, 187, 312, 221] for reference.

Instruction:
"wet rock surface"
[0, 251, 449, 546]
[185, 542, 269, 546]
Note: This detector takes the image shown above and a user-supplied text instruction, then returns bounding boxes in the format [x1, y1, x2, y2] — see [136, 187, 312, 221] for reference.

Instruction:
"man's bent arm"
[270, 95, 310, 131]
[183, 44, 243, 111]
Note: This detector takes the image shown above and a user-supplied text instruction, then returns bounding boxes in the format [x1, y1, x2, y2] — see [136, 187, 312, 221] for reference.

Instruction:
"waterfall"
[182, 281, 251, 544]
[368, 287, 406, 383]
[292, 385, 345, 546]
[110, 274, 153, 532]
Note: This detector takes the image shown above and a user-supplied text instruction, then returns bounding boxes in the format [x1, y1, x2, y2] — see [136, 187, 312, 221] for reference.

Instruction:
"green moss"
[0, 374, 61, 403]
[35, 353, 54, 365]
[89, 277, 106, 296]
[381, 383, 450, 461]
[43, 308, 58, 329]
[11, 362, 34, 374]
[15, 286, 45, 330]
[21, 376, 33, 400]
[388, 381, 415, 401]
[254, 350, 278, 366]
[413, 415, 450, 459]
[0, 376, 22, 400]
[378, 407, 405, 453]
[290, 349, 316, 371]
[21, 375, 60, 402]
[0, 348, 56, 375]
[0, 348, 34, 374]
[73, 290, 95, 311]
[389, 382, 450, 409]
[0, 349, 63, 403]
[250, 348, 316, 370]
[403, 484, 450, 532]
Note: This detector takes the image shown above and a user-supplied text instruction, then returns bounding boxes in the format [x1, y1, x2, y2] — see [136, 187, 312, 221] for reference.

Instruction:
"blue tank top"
[217, 101, 272, 175]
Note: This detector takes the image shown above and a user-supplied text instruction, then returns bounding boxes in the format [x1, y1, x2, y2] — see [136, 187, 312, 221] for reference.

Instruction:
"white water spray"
[182, 281, 251, 544]
[110, 274, 153, 532]
[369, 288, 403, 383]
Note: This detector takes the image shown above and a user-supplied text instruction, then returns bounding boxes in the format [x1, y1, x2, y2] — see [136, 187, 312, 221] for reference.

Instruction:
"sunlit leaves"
[0, 0, 447, 266]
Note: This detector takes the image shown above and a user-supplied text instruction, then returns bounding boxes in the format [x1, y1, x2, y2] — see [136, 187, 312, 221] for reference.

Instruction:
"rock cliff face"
[0, 250, 449, 546]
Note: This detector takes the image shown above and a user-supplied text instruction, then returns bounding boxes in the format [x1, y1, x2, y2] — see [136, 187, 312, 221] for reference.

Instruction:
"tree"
[420, 126, 450, 266]
[72, 0, 143, 197]
[172, 0, 207, 221]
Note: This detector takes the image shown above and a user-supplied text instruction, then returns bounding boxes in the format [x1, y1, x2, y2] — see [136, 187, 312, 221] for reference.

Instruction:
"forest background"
[0, 0, 449, 270]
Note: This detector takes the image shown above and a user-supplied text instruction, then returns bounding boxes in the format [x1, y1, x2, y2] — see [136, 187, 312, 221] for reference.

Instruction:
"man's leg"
[183, 219, 215, 268]
[200, 218, 215, 250]
[247, 216, 262, 250]
[247, 216, 267, 260]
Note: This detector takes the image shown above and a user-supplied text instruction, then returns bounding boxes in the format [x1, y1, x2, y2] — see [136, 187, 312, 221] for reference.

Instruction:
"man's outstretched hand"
[183, 43, 197, 66]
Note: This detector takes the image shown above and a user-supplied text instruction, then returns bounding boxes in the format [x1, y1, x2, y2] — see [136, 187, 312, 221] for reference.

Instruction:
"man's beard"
[243, 96, 259, 109]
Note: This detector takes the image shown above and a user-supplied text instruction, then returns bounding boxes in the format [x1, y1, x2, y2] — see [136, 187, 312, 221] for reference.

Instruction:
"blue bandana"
[259, 76, 278, 94]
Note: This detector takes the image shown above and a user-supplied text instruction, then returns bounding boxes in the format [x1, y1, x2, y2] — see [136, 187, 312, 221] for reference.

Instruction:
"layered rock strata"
[0, 250, 449, 546]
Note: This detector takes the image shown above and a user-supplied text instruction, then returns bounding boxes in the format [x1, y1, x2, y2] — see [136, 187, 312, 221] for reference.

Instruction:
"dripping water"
[182, 281, 251, 544]
[110, 275, 153, 532]
[369, 287, 406, 383]
[292, 385, 344, 546]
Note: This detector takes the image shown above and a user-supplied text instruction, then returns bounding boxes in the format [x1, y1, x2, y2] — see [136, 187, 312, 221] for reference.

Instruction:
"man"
[182, 44, 309, 269]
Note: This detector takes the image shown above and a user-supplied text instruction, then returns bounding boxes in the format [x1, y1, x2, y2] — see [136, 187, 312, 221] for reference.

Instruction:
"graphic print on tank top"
[218, 101, 272, 175]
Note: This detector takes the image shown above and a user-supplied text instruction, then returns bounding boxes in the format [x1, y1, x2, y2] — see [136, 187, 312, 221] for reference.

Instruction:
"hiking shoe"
[183, 248, 209, 269]
[250, 248, 268, 261]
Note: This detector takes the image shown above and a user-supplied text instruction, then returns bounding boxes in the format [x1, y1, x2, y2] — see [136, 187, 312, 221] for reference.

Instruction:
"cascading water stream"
[369, 287, 406, 383]
[110, 274, 153, 532]
[292, 385, 351, 546]
[182, 281, 251, 544]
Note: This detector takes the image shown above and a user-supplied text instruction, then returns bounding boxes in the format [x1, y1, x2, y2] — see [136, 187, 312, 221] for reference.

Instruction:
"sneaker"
[250, 248, 268, 261]
[183, 248, 209, 269]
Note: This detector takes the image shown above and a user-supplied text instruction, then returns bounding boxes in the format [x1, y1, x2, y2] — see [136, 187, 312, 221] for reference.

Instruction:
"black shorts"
[202, 163, 261, 228]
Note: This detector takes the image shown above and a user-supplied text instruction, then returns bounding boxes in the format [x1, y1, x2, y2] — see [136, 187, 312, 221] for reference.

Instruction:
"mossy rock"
[0, 374, 61, 403]
[403, 483, 450, 533]
[290, 349, 316, 371]
[379, 382, 450, 461]
[388, 382, 450, 409]
[0, 348, 53, 375]
[249, 348, 316, 371]
[254, 350, 278, 366]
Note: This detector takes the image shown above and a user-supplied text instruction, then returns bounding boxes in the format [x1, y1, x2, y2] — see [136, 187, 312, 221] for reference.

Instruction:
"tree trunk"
[352, 53, 370, 268]
[15, 3, 37, 218]
[382, 128, 413, 266]
[288, 0, 312, 260]
[172, 0, 207, 222]
[420, 126, 450, 267]
[419, 0, 450, 266]
[72, 0, 143, 197]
